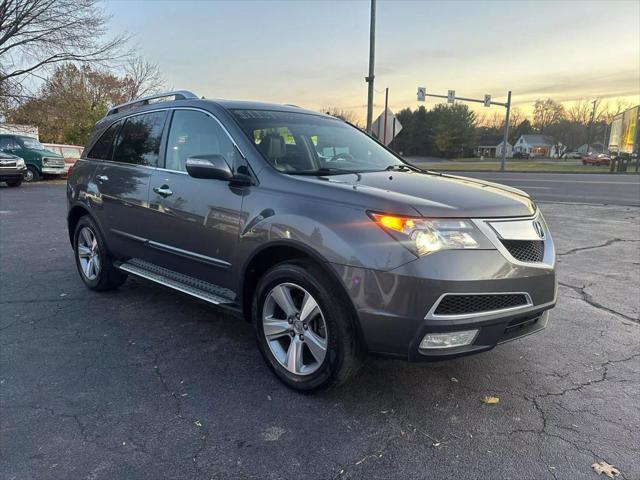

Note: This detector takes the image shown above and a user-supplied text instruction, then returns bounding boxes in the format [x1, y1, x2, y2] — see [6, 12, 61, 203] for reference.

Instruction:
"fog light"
[419, 330, 478, 349]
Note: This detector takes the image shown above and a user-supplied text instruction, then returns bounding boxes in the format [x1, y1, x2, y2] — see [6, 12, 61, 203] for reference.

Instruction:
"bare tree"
[567, 99, 592, 124]
[598, 99, 633, 124]
[323, 106, 361, 126]
[0, 0, 128, 85]
[122, 56, 165, 101]
[533, 98, 565, 131]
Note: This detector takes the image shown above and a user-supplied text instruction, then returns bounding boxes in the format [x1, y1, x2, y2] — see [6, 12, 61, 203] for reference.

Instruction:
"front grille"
[433, 293, 530, 316]
[0, 162, 17, 167]
[43, 157, 64, 167]
[501, 240, 544, 263]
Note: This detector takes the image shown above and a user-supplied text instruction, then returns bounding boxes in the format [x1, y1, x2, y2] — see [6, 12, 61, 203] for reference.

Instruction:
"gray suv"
[67, 91, 556, 391]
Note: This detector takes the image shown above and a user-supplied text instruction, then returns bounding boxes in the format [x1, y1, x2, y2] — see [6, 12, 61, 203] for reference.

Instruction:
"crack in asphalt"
[556, 238, 639, 257]
[558, 282, 639, 324]
[494, 352, 640, 480]
[143, 344, 211, 470]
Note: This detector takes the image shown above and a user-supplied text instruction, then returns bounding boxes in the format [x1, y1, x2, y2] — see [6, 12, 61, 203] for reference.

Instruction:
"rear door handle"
[96, 175, 109, 183]
[153, 185, 173, 197]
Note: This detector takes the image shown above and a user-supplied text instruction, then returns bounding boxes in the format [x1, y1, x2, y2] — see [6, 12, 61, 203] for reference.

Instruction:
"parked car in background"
[513, 151, 531, 159]
[43, 143, 84, 175]
[582, 153, 611, 166]
[67, 90, 557, 391]
[0, 134, 65, 181]
[0, 151, 27, 187]
[562, 151, 582, 159]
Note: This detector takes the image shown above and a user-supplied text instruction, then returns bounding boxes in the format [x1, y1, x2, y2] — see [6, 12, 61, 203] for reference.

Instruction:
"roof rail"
[107, 90, 199, 116]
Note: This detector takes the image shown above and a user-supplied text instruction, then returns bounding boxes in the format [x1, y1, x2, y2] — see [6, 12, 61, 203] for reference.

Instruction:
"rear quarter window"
[88, 121, 122, 160]
[113, 111, 167, 166]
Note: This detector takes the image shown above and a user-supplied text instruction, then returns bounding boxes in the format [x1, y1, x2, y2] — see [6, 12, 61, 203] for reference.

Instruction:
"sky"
[104, 0, 640, 122]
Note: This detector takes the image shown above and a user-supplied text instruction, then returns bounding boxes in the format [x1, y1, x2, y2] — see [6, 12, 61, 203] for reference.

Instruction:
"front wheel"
[73, 216, 127, 291]
[24, 166, 40, 182]
[6, 179, 22, 187]
[253, 261, 365, 391]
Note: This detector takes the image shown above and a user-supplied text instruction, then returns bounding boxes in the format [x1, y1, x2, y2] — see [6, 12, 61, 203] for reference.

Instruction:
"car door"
[145, 108, 246, 292]
[91, 110, 169, 260]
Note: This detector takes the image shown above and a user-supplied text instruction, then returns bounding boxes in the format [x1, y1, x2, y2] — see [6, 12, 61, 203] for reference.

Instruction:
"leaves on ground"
[481, 395, 500, 405]
[592, 461, 620, 478]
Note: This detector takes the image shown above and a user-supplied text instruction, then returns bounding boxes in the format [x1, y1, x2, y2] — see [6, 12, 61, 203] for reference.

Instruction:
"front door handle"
[153, 185, 173, 197]
[96, 174, 109, 183]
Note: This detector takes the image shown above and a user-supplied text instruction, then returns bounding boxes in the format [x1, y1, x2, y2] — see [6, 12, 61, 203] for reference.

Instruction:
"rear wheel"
[253, 261, 365, 391]
[6, 179, 22, 187]
[24, 166, 40, 182]
[73, 216, 127, 291]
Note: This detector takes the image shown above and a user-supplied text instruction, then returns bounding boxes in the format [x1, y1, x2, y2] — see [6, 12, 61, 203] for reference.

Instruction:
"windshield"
[19, 137, 45, 150]
[231, 109, 405, 174]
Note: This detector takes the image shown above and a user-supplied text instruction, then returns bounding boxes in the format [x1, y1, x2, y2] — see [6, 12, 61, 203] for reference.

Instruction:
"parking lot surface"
[1, 183, 639, 480]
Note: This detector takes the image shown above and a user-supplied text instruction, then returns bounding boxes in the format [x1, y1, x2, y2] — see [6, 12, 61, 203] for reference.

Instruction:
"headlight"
[369, 212, 486, 256]
[16, 158, 25, 167]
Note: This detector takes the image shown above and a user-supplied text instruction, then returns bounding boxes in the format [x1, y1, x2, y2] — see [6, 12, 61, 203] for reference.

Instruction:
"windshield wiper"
[290, 167, 363, 181]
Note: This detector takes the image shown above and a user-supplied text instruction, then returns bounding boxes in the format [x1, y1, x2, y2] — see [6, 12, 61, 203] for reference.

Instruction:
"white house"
[514, 134, 561, 158]
[477, 135, 513, 158]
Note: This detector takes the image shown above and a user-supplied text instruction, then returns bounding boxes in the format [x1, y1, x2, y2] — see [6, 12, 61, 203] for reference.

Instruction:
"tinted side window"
[88, 121, 121, 160]
[0, 137, 20, 150]
[113, 111, 167, 166]
[165, 110, 237, 172]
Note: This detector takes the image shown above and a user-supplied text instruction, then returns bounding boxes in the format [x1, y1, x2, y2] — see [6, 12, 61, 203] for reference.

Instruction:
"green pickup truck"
[0, 134, 65, 181]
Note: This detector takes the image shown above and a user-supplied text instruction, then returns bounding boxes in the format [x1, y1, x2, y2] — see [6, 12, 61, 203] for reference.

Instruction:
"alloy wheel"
[77, 226, 101, 281]
[262, 282, 328, 376]
[24, 169, 34, 182]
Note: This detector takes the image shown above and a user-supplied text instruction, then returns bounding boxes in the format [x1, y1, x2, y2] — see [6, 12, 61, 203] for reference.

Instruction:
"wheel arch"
[67, 203, 105, 248]
[239, 241, 365, 346]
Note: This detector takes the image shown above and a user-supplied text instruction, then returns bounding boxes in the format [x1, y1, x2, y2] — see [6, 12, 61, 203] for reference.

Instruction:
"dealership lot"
[1, 183, 639, 479]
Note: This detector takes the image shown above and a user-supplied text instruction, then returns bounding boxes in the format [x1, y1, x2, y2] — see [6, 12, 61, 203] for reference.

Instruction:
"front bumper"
[0, 167, 27, 181]
[41, 166, 65, 175]
[330, 247, 556, 361]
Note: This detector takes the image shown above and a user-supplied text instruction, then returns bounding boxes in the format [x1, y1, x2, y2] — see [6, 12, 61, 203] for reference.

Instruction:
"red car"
[582, 153, 611, 166]
[43, 143, 84, 175]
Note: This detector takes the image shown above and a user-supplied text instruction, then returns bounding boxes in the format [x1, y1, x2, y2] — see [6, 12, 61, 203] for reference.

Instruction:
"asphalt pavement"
[1, 183, 639, 480]
[448, 172, 640, 207]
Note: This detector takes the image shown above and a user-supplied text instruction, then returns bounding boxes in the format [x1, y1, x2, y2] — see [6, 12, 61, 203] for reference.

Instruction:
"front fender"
[236, 190, 417, 272]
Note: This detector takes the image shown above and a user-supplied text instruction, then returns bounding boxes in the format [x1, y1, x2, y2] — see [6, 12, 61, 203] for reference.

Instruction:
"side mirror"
[185, 154, 233, 180]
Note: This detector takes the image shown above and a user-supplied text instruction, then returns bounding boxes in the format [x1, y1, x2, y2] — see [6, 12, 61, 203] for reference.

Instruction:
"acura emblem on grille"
[533, 220, 545, 239]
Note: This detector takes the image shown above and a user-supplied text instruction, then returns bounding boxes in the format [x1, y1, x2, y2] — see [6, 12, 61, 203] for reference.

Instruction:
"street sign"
[447, 90, 455, 103]
[417, 87, 426, 102]
[484, 94, 491, 107]
[372, 109, 403, 146]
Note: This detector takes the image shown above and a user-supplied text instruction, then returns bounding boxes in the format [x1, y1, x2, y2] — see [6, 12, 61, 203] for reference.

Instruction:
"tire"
[73, 215, 127, 291]
[6, 179, 22, 187]
[24, 166, 40, 182]
[253, 261, 365, 391]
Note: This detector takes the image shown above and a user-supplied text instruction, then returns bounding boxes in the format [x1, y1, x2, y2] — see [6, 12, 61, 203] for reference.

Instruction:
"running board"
[117, 258, 236, 306]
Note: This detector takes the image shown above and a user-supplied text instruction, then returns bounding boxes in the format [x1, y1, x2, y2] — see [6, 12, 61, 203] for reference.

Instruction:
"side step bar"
[117, 258, 236, 306]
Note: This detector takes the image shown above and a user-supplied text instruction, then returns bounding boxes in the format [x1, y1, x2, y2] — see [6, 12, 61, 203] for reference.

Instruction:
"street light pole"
[500, 90, 512, 172]
[365, 0, 376, 134]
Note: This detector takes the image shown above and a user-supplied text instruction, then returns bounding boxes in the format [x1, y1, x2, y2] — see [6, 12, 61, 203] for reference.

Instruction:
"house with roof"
[476, 134, 513, 158]
[514, 134, 561, 158]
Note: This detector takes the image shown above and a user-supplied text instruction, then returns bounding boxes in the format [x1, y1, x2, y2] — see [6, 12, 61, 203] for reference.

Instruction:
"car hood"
[296, 170, 536, 218]
[37, 149, 64, 158]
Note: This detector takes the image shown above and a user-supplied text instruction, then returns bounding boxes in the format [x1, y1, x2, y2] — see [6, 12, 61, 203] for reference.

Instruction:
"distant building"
[476, 135, 513, 158]
[514, 134, 561, 158]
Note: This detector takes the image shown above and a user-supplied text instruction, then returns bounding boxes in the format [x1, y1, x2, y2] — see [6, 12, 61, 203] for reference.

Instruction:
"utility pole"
[383, 87, 389, 144]
[500, 91, 512, 172]
[586, 98, 597, 154]
[416, 87, 512, 170]
[365, 0, 376, 134]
